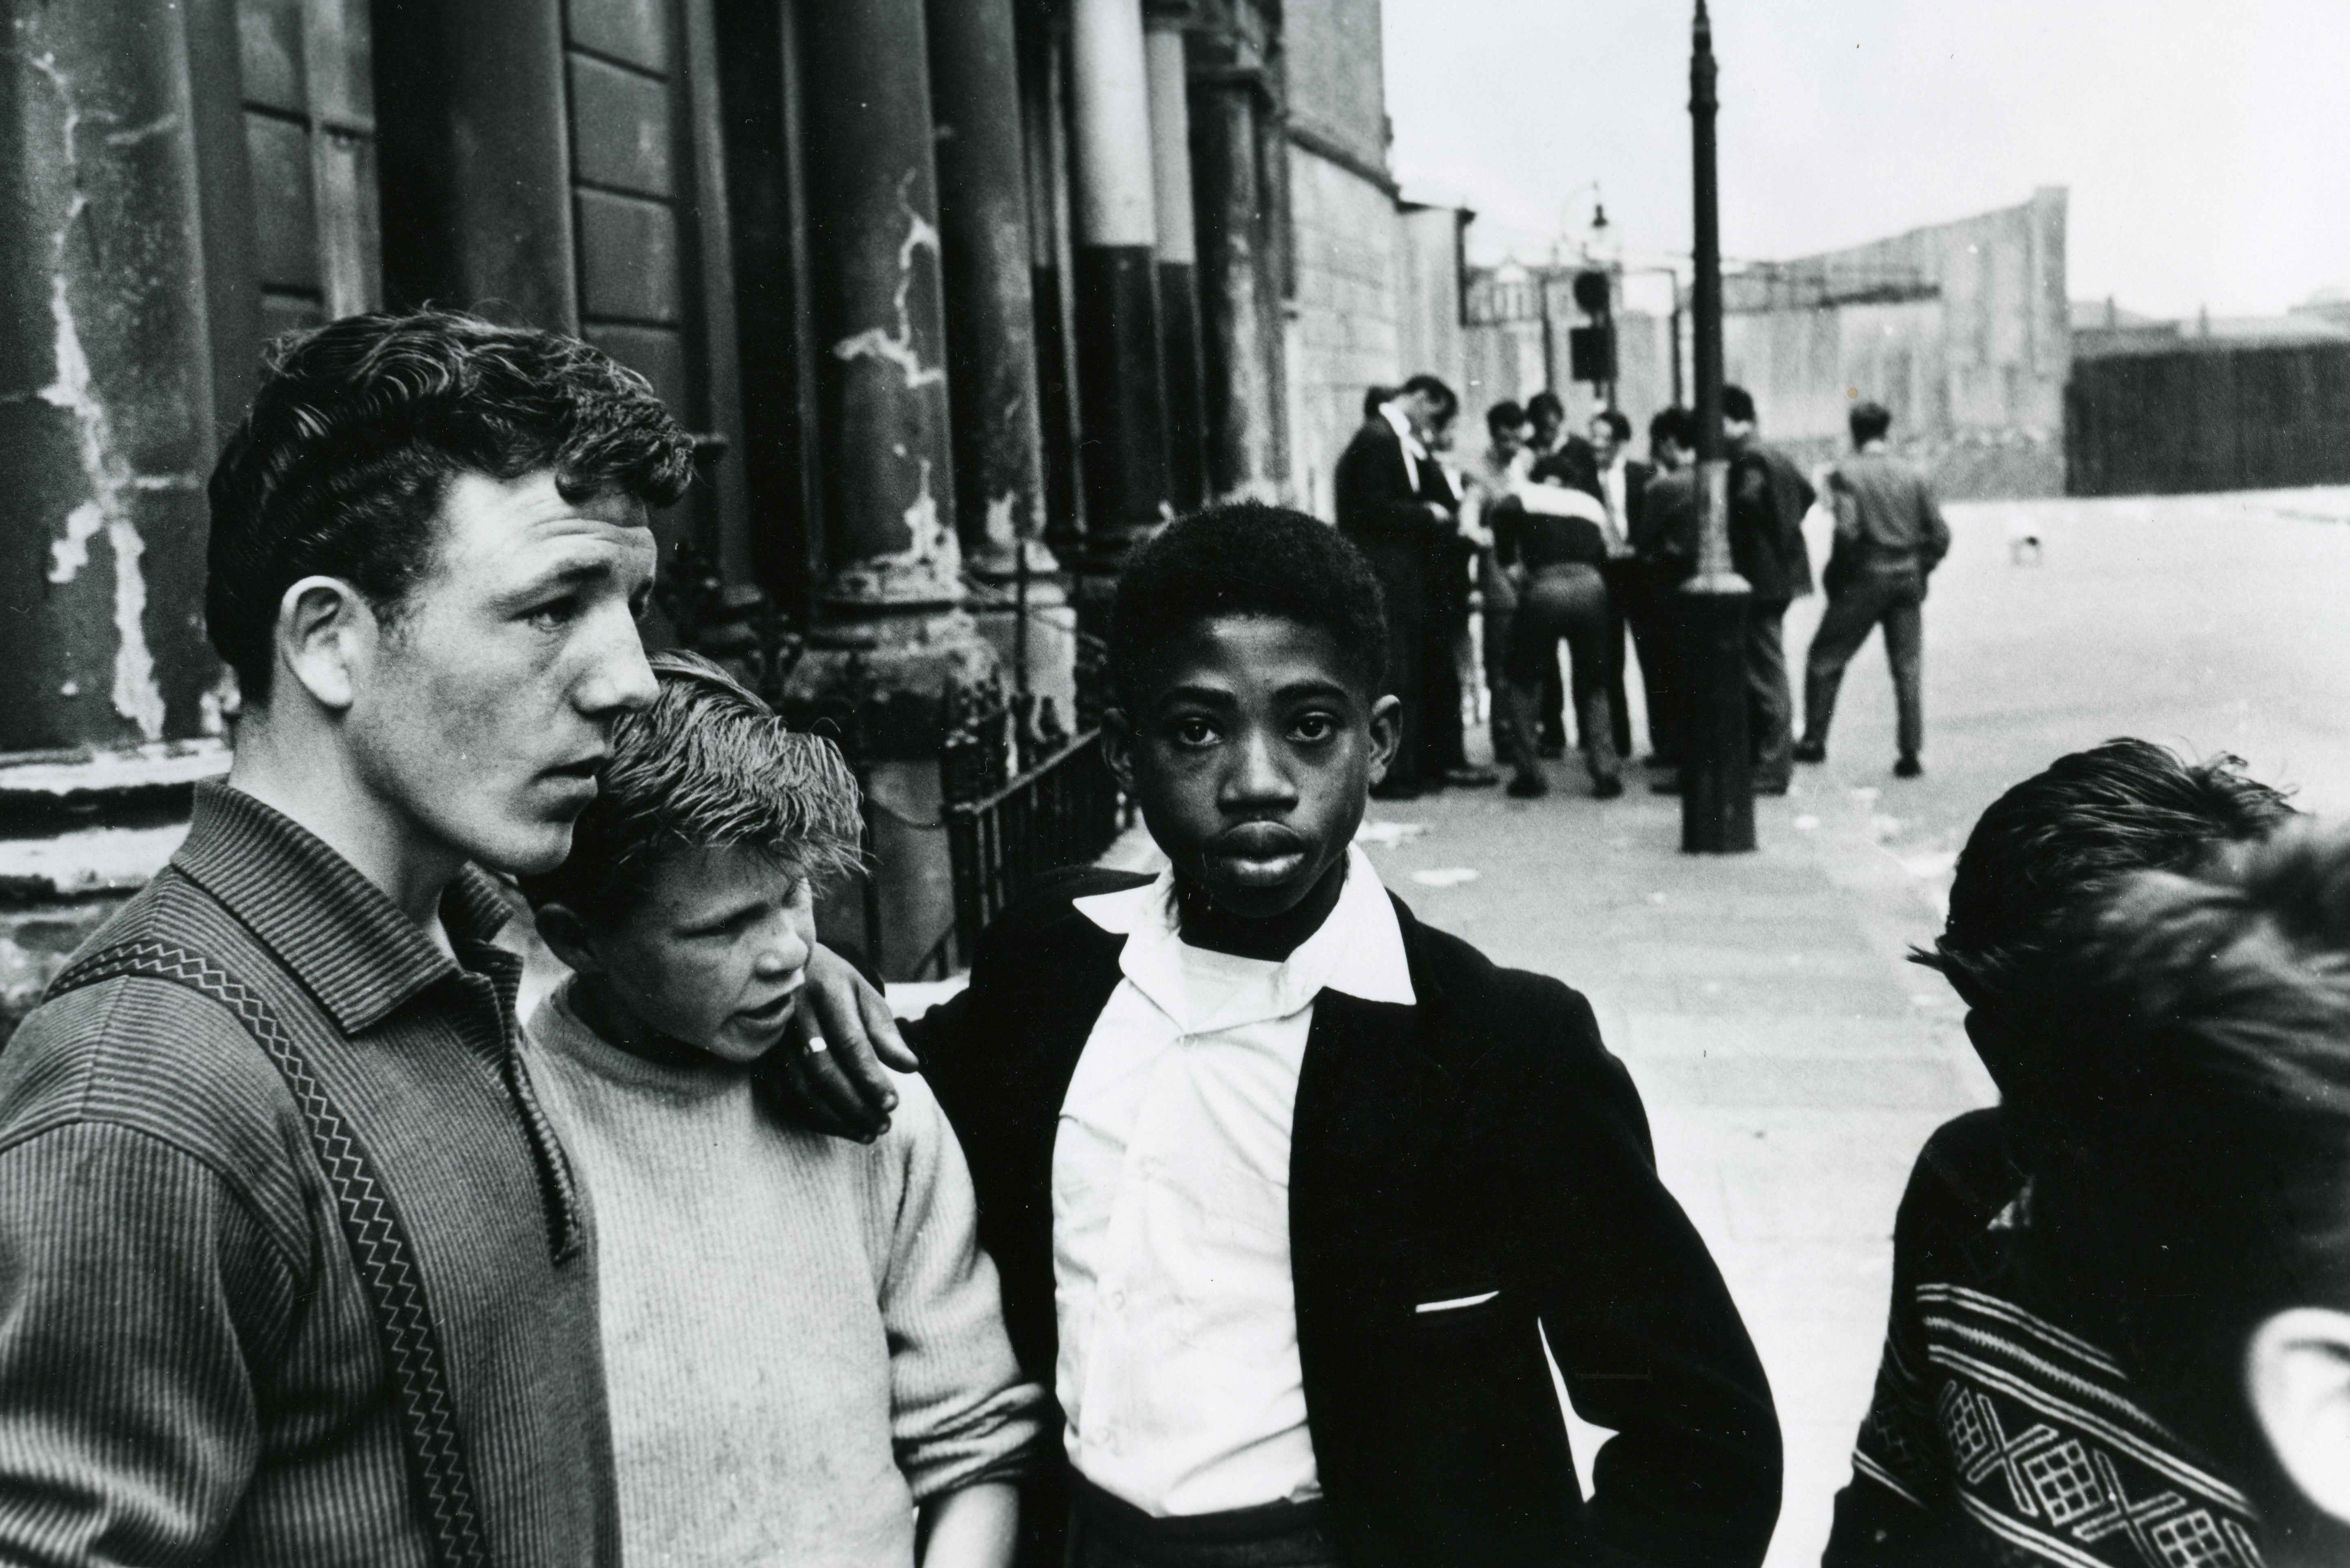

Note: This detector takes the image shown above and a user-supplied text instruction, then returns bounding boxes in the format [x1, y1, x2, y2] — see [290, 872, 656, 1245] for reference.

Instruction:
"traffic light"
[1572, 269, 1612, 317]
[1569, 325, 1616, 384]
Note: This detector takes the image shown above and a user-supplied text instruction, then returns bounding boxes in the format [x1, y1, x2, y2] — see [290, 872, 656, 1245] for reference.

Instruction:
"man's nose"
[576, 603, 658, 716]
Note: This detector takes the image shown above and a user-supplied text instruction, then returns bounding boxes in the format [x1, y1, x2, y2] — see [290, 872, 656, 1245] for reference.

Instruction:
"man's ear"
[274, 575, 377, 714]
[532, 902, 605, 978]
[1366, 693, 1403, 786]
[1101, 705, 1139, 798]
[2246, 1307, 2350, 1523]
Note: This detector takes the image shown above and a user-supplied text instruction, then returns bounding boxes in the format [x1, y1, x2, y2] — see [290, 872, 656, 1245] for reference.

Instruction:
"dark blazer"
[1335, 419, 1448, 611]
[1729, 445, 1816, 605]
[908, 868, 1783, 1568]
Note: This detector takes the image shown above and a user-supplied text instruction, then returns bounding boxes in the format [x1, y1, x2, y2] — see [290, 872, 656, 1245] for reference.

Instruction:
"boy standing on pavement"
[519, 653, 1043, 1568]
[1823, 739, 2294, 1566]
[905, 503, 1782, 1568]
[1794, 402, 1951, 779]
[1722, 385, 1815, 795]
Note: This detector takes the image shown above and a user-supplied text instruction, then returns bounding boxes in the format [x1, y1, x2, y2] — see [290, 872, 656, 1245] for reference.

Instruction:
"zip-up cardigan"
[0, 783, 618, 1567]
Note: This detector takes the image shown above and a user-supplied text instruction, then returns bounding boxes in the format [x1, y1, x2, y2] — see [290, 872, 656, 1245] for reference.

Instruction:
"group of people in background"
[1338, 376, 1953, 799]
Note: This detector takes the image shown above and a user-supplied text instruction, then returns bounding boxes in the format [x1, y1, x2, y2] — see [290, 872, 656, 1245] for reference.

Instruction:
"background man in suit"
[909, 505, 1782, 1568]
[1334, 374, 1487, 798]
[1723, 384, 1816, 794]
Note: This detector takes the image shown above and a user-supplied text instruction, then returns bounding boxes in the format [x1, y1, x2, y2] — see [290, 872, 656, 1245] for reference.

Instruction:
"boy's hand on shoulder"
[752, 944, 921, 1142]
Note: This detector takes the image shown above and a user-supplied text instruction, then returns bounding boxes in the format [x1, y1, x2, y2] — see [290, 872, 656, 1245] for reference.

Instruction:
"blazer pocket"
[1413, 1289, 1501, 1316]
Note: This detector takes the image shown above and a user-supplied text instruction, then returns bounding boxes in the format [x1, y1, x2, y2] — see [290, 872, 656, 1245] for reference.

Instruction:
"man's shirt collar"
[172, 780, 515, 1035]
[1071, 844, 1416, 1026]
[1379, 400, 1426, 459]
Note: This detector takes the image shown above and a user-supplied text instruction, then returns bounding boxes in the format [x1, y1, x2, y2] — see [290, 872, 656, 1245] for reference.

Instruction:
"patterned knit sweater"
[524, 985, 1044, 1567]
[1823, 1110, 2265, 1568]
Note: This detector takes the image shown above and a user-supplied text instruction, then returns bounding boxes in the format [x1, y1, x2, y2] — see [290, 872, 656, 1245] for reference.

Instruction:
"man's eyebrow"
[1271, 679, 1353, 702]
[497, 549, 639, 604]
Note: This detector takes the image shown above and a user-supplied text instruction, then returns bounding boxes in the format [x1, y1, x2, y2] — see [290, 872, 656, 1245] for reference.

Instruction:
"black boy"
[906, 503, 1781, 1568]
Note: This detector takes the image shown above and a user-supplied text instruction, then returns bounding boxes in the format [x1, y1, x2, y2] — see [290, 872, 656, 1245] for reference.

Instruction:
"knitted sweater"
[524, 985, 1043, 1567]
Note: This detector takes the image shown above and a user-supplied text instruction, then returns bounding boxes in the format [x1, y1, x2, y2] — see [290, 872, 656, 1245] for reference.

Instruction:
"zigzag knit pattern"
[50, 940, 490, 1568]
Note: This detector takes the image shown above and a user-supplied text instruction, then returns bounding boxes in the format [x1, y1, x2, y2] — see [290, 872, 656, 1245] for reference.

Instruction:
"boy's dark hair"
[1109, 503, 1388, 708]
[1721, 385, 1757, 424]
[1649, 406, 1697, 450]
[1915, 739, 2294, 1013]
[1848, 400, 1893, 445]
[1526, 389, 1565, 425]
[208, 309, 696, 703]
[1596, 409, 1632, 442]
[1398, 373, 1457, 419]
[1485, 400, 1526, 436]
[2048, 822, 2350, 1483]
[517, 651, 863, 926]
[1361, 384, 1395, 421]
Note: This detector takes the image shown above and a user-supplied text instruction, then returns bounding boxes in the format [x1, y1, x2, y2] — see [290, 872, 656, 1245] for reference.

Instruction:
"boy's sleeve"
[1505, 983, 1783, 1568]
[1823, 1117, 2007, 1567]
[877, 1075, 1047, 1504]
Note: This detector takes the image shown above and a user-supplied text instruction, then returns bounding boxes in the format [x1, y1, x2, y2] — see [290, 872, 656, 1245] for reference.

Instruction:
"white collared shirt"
[1053, 847, 1415, 1518]
[1379, 400, 1425, 494]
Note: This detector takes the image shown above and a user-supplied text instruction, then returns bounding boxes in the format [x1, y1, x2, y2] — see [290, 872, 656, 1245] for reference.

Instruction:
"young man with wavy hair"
[0, 311, 907, 1566]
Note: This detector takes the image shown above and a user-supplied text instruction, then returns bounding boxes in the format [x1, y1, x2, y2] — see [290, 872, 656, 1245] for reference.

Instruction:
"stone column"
[1146, 15, 1208, 513]
[786, 0, 997, 978]
[1188, 61, 1288, 501]
[373, 0, 578, 328]
[1020, 17, 1085, 565]
[1067, 0, 1171, 575]
[926, 0, 1051, 582]
[0, 2, 224, 753]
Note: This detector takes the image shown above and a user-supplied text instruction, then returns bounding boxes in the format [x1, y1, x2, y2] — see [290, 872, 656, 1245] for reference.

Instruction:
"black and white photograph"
[2, 2, 2348, 1565]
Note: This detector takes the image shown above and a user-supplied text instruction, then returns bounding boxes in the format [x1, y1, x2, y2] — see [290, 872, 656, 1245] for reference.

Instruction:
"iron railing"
[912, 682, 1124, 977]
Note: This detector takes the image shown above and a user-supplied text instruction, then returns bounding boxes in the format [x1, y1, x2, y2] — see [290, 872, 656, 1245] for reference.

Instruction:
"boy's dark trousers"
[906, 869, 1784, 1568]
[1746, 600, 1795, 788]
[1803, 569, 1925, 758]
[1620, 569, 1684, 764]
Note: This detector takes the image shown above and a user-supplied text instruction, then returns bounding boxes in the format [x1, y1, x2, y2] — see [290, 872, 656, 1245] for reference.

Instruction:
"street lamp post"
[1679, 0, 1756, 852]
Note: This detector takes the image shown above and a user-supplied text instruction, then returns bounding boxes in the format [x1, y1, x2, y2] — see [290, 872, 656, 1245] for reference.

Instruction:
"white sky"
[1381, 0, 2350, 320]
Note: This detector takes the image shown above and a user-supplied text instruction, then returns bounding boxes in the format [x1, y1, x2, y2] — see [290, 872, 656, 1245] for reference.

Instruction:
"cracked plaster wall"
[0, 6, 222, 754]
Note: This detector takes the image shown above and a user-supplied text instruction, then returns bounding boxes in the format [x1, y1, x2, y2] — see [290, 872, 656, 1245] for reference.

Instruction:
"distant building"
[1457, 190, 2070, 497]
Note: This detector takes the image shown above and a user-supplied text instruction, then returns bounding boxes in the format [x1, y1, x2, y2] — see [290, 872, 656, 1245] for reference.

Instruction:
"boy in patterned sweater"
[1823, 740, 2293, 1567]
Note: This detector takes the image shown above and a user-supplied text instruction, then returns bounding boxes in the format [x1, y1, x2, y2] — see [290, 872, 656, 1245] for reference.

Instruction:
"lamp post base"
[1678, 574, 1756, 854]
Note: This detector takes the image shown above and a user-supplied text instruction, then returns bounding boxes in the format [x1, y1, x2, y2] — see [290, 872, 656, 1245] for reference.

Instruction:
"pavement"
[896, 484, 2350, 1565]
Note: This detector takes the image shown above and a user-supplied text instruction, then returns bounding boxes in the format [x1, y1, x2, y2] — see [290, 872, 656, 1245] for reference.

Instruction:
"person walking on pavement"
[1624, 407, 1695, 772]
[1636, 409, 1703, 794]
[1497, 456, 1626, 800]
[1421, 411, 1499, 792]
[1522, 391, 1578, 754]
[1587, 410, 1646, 765]
[1335, 374, 1487, 799]
[1465, 401, 1535, 767]
[1723, 385, 1816, 795]
[1794, 402, 1950, 778]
